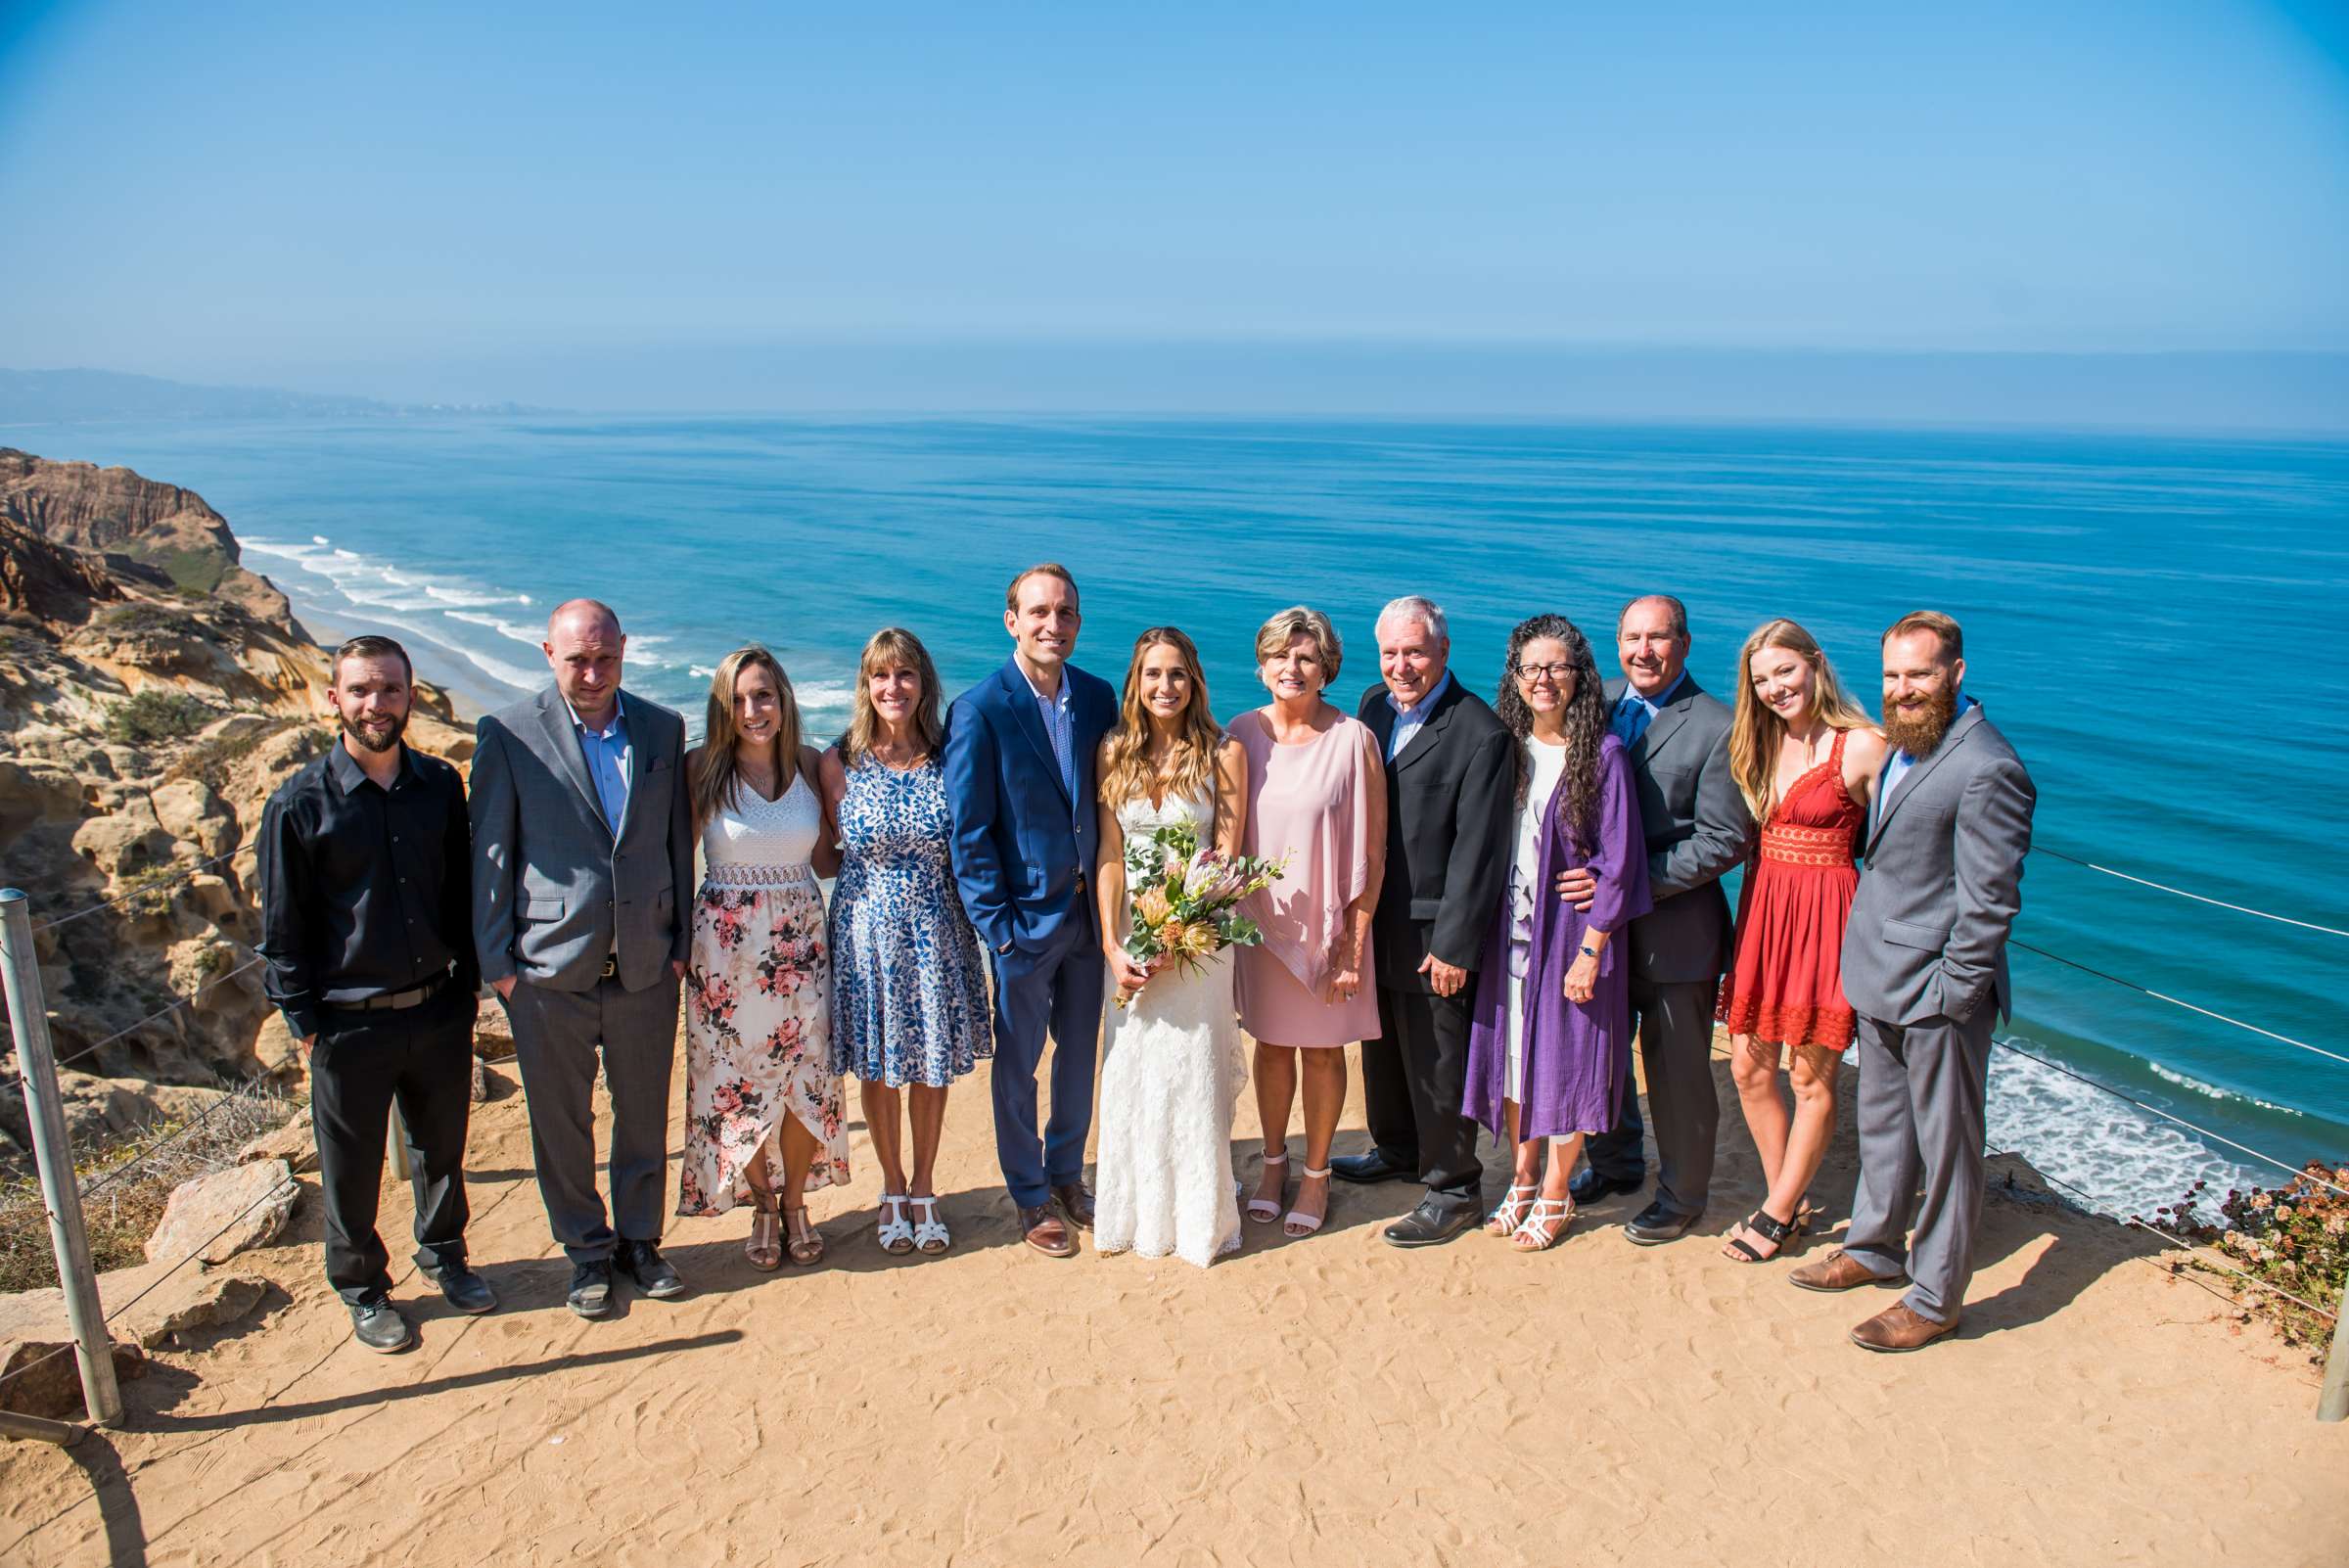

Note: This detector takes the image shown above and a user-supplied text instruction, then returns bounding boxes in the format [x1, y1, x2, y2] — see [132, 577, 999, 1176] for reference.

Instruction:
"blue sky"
[1, 2, 2345, 413]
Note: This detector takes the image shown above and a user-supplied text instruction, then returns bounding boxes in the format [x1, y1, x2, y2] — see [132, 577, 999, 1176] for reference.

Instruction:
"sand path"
[3, 1041, 2342, 1566]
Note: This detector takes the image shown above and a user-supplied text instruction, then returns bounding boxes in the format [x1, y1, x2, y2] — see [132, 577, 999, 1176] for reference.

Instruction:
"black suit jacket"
[1357, 676, 1516, 992]
[1601, 673, 1753, 986]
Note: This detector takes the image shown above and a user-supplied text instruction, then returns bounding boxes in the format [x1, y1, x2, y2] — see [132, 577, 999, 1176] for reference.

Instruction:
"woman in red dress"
[1717, 620, 1887, 1264]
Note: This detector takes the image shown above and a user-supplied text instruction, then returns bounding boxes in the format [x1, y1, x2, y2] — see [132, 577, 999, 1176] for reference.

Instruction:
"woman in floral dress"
[820, 627, 990, 1256]
[680, 646, 852, 1269]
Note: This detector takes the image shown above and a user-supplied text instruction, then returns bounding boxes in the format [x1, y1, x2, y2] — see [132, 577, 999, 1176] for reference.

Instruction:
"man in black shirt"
[258, 635, 495, 1351]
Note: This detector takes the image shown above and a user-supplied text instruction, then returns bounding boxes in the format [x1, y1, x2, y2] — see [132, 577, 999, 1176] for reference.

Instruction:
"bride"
[1091, 626, 1251, 1268]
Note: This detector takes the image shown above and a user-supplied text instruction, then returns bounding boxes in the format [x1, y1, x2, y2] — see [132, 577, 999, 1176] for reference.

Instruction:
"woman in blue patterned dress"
[819, 627, 991, 1256]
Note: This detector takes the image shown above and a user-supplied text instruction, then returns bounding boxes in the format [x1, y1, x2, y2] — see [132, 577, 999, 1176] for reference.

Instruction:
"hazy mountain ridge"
[0, 368, 545, 424]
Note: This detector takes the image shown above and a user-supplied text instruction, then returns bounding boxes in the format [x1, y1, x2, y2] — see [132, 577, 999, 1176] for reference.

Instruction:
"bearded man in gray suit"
[1560, 594, 1754, 1243]
[471, 598, 697, 1319]
[1791, 611, 2034, 1352]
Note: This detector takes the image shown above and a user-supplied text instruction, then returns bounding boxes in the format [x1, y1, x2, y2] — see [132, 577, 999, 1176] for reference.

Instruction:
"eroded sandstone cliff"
[0, 448, 474, 1162]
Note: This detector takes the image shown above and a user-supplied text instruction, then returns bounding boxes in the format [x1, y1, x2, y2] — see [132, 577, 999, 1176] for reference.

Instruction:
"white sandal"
[1283, 1165, 1332, 1237]
[876, 1193, 916, 1255]
[909, 1195, 949, 1255]
[1486, 1180, 1540, 1237]
[1512, 1195, 1575, 1252]
[1246, 1151, 1288, 1223]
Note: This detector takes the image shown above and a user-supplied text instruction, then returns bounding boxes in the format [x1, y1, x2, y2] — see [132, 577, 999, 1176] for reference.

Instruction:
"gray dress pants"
[1841, 1007, 1996, 1324]
[505, 970, 680, 1267]
[1584, 975, 1721, 1218]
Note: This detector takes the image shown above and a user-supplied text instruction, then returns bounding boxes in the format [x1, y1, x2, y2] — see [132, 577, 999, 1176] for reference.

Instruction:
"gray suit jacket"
[1605, 674, 1754, 986]
[1842, 703, 2035, 1026]
[469, 686, 695, 993]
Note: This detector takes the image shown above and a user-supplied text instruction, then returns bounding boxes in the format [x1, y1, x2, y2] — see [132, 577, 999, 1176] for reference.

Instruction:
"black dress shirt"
[257, 739, 478, 1039]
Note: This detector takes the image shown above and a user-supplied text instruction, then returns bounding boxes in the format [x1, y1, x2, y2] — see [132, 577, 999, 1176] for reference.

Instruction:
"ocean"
[10, 413, 2344, 1219]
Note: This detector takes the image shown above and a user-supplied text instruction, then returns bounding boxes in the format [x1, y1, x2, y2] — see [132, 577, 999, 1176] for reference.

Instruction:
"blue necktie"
[1054, 698, 1077, 803]
[1612, 696, 1650, 746]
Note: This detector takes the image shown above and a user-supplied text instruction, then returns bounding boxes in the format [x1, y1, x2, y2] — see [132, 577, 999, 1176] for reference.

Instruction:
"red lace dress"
[1717, 729, 1865, 1051]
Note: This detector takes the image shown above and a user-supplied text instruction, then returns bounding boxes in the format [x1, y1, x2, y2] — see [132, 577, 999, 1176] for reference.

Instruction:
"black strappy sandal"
[1723, 1207, 1798, 1264]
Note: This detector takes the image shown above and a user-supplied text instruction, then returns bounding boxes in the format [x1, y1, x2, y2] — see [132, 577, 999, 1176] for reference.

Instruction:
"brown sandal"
[785, 1206, 824, 1267]
[745, 1203, 782, 1271]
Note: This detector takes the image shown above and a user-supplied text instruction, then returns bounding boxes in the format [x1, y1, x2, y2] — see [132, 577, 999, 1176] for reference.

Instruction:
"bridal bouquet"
[1116, 823, 1286, 1007]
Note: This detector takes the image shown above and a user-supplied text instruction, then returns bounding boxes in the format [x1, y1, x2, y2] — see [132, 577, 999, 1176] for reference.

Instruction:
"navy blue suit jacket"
[944, 658, 1120, 955]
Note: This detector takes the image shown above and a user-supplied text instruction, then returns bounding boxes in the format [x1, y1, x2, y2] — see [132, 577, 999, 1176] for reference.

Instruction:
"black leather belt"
[599, 955, 619, 980]
[336, 970, 450, 1013]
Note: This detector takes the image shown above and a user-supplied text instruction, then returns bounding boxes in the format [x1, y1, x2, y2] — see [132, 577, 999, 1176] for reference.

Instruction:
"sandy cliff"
[0, 448, 474, 1161]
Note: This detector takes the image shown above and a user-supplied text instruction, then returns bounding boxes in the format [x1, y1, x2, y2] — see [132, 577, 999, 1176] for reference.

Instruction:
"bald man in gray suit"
[471, 598, 697, 1320]
[1563, 594, 1754, 1243]
[1791, 611, 2034, 1352]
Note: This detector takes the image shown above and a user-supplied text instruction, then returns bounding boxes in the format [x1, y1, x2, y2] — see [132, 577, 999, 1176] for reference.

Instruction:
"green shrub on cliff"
[103, 688, 209, 746]
[2160, 1160, 2349, 1360]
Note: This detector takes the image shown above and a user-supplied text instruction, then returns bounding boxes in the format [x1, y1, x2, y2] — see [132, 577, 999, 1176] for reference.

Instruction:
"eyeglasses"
[1513, 662, 1577, 683]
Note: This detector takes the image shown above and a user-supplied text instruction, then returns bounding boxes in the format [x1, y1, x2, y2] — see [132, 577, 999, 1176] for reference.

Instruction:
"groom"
[944, 563, 1120, 1259]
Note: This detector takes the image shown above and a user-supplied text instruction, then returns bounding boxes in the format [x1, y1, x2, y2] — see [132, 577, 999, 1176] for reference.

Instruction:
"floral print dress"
[829, 756, 991, 1087]
[678, 771, 851, 1217]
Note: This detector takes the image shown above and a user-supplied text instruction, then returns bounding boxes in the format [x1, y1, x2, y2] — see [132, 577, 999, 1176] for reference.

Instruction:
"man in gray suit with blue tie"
[1791, 611, 2034, 1352]
[471, 599, 697, 1318]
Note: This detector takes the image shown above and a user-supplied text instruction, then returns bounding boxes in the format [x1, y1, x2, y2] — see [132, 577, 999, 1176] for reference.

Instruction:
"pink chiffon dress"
[1231, 709, 1381, 1047]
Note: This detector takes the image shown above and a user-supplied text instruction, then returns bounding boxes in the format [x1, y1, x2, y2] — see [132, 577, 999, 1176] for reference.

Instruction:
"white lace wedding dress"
[1092, 786, 1247, 1268]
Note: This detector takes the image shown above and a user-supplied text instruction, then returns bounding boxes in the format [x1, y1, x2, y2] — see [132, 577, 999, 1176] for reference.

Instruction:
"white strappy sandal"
[1246, 1151, 1288, 1223]
[909, 1195, 950, 1255]
[1283, 1165, 1332, 1237]
[1512, 1195, 1575, 1252]
[1486, 1180, 1540, 1237]
[876, 1193, 916, 1255]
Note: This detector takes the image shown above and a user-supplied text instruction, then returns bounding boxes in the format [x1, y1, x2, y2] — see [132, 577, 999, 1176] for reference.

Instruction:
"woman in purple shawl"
[1464, 615, 1650, 1251]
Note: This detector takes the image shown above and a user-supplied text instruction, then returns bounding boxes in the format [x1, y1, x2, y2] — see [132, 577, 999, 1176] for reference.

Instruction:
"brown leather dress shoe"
[1788, 1248, 1906, 1293]
[1851, 1302, 1958, 1352]
[1020, 1204, 1077, 1258]
[1052, 1181, 1096, 1231]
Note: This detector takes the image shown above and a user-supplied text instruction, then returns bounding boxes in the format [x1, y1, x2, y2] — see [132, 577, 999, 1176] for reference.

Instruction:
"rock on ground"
[0, 1072, 232, 1158]
[126, 1272, 269, 1350]
[145, 1158, 297, 1267]
[471, 1003, 514, 1060]
[236, 1109, 315, 1168]
[0, 1337, 146, 1420]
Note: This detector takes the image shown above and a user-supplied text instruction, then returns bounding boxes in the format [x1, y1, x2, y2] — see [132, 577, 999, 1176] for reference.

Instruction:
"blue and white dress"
[829, 755, 992, 1087]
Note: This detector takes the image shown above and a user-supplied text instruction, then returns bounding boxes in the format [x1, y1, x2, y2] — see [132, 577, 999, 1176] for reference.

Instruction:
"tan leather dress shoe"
[1788, 1248, 1906, 1293]
[1851, 1302, 1958, 1352]
[1020, 1204, 1077, 1258]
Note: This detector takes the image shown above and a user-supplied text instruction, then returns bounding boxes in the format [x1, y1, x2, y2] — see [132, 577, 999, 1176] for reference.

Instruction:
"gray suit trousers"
[1842, 1007, 1995, 1323]
[1585, 976, 1720, 1217]
[506, 973, 680, 1267]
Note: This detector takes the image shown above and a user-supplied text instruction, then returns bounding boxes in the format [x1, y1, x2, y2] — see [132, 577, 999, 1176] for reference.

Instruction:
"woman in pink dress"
[1230, 606, 1387, 1238]
[1717, 619, 1887, 1264]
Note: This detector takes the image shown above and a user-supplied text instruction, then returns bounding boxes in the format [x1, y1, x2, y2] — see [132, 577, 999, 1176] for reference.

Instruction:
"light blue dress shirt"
[569, 694, 632, 833]
[1610, 669, 1689, 746]
[1021, 664, 1078, 801]
[1386, 669, 1454, 761]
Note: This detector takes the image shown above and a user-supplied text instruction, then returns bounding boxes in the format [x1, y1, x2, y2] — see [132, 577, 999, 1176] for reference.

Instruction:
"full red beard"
[1882, 684, 1958, 757]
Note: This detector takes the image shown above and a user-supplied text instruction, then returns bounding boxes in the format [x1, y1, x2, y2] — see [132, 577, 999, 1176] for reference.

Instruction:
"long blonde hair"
[842, 626, 944, 767]
[690, 645, 804, 828]
[1100, 627, 1221, 810]
[1727, 619, 1875, 820]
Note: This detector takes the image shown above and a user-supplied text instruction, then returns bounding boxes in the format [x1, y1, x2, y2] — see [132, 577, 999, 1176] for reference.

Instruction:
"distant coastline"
[0, 367, 551, 426]
[294, 602, 501, 723]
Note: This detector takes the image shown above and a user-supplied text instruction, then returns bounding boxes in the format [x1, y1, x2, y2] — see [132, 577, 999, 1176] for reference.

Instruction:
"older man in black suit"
[1328, 595, 1515, 1246]
[1560, 594, 1754, 1243]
